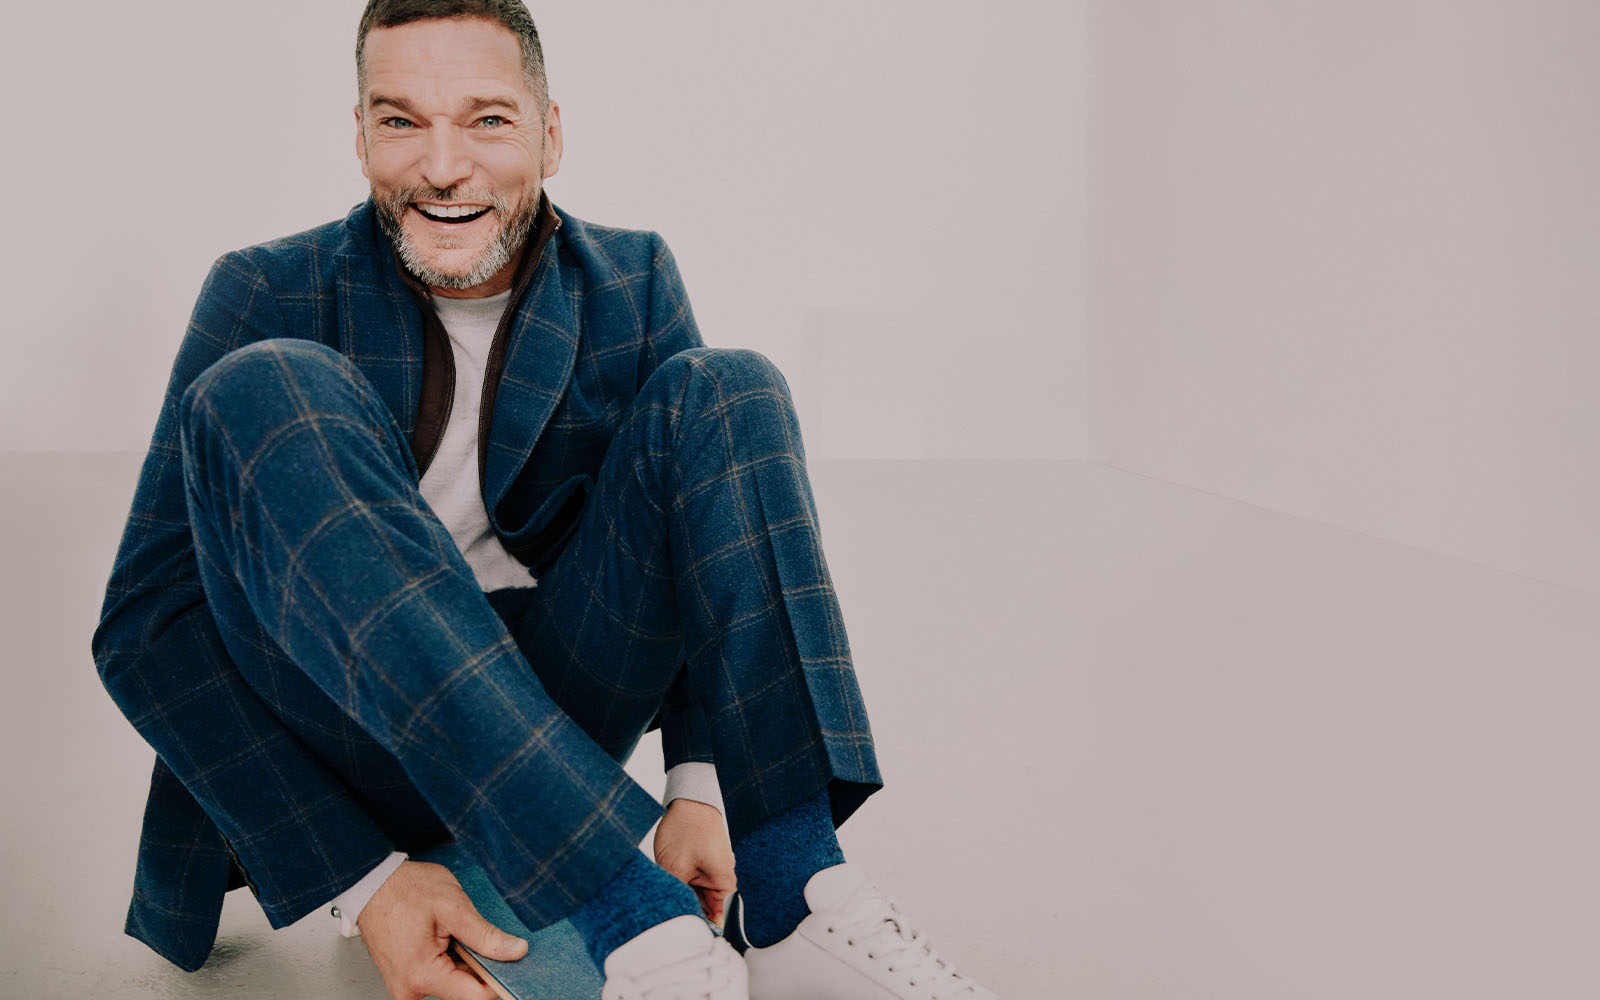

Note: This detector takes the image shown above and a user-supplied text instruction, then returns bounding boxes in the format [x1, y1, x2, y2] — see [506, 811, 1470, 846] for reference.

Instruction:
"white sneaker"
[740, 864, 999, 1000]
[602, 914, 749, 1000]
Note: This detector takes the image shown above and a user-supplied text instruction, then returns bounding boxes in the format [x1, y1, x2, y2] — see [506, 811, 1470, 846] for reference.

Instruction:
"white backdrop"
[1087, 0, 1600, 594]
[3, 2, 1592, 585]
[0, 0, 1085, 461]
[1, 5, 1596, 997]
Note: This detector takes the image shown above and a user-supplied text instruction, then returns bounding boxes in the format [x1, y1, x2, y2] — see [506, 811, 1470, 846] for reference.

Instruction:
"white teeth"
[416, 204, 488, 220]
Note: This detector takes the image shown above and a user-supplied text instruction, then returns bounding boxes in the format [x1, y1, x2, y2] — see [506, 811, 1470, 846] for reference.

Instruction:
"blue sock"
[568, 851, 702, 969]
[731, 789, 846, 948]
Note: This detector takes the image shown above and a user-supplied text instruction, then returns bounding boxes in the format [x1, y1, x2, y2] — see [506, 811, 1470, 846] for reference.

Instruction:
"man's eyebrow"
[367, 94, 418, 115]
[463, 95, 523, 115]
[366, 95, 522, 116]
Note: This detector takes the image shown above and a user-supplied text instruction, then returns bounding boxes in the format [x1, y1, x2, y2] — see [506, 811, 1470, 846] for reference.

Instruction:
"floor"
[2, 453, 1595, 999]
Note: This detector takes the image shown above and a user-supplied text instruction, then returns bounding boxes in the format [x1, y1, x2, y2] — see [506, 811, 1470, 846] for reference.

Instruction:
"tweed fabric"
[490, 345, 884, 841]
[182, 336, 674, 929]
[91, 200, 882, 971]
[175, 337, 879, 958]
[93, 200, 706, 968]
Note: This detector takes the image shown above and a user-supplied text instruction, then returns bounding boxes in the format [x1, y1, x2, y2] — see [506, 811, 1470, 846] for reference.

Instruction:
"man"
[93, 3, 999, 998]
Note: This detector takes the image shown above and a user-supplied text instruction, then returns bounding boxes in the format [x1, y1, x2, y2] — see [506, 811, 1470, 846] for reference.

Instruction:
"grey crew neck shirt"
[418, 289, 535, 592]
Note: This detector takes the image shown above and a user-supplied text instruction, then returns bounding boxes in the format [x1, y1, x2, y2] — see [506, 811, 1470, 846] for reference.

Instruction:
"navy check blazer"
[92, 198, 710, 970]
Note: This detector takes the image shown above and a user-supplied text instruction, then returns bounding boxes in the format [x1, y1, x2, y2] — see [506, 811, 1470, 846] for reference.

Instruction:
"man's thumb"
[455, 902, 529, 962]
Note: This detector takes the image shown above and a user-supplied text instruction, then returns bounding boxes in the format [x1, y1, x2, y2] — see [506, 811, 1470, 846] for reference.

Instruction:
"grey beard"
[374, 187, 539, 290]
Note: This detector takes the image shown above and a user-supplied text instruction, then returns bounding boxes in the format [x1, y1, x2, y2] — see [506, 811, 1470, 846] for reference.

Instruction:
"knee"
[637, 348, 806, 471]
[645, 347, 794, 404]
[180, 339, 355, 429]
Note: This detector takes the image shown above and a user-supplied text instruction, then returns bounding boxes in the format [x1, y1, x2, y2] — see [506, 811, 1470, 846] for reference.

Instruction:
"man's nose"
[419, 126, 473, 191]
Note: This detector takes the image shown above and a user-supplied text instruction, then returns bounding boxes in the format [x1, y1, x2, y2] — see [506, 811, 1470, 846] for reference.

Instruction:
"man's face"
[356, 17, 562, 298]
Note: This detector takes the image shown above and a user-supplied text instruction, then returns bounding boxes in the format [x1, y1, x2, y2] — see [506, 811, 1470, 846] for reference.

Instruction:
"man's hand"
[357, 859, 528, 1000]
[654, 798, 737, 926]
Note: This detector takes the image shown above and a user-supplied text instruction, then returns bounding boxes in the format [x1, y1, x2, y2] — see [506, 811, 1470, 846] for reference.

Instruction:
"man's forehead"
[362, 16, 531, 104]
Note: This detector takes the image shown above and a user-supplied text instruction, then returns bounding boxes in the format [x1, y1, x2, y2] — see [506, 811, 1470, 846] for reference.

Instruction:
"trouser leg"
[499, 347, 882, 841]
[178, 339, 660, 927]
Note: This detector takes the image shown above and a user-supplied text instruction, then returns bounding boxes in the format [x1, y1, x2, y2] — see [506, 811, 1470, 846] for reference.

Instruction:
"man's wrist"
[663, 761, 723, 815]
[330, 851, 408, 938]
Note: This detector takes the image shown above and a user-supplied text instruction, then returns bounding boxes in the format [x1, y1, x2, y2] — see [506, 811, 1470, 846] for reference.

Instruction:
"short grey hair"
[356, 0, 549, 114]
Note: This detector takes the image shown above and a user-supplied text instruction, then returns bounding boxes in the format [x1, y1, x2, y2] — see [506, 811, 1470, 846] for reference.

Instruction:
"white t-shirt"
[418, 290, 535, 592]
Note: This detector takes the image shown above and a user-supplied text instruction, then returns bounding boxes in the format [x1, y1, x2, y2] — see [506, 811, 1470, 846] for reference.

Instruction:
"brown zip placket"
[393, 191, 563, 481]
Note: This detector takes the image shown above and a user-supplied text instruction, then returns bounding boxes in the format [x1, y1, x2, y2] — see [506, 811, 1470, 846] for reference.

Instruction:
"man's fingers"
[446, 897, 529, 963]
[690, 868, 737, 894]
[696, 886, 729, 925]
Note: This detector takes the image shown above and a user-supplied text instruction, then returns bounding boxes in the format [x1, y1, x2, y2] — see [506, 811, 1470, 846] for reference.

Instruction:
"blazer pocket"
[497, 474, 591, 573]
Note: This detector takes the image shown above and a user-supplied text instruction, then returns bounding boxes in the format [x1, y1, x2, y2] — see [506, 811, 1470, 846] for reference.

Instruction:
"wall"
[0, 0, 1086, 461]
[1087, 0, 1600, 593]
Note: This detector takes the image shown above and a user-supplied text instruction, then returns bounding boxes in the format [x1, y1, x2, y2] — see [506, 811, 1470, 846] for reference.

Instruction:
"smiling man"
[359, 15, 553, 297]
[92, 3, 997, 1000]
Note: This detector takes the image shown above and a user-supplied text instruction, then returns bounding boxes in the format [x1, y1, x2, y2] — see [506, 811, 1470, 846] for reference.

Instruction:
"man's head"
[354, 1, 562, 298]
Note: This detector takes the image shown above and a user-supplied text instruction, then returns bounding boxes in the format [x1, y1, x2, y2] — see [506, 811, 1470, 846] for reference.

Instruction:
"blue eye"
[477, 116, 508, 128]
[381, 117, 415, 129]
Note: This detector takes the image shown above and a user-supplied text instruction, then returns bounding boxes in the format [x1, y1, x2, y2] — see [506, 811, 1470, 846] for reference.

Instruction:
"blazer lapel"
[327, 197, 578, 505]
[483, 234, 580, 514]
[336, 206, 427, 442]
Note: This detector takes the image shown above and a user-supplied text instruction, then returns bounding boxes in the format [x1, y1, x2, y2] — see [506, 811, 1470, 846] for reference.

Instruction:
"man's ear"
[354, 104, 370, 179]
[541, 101, 564, 180]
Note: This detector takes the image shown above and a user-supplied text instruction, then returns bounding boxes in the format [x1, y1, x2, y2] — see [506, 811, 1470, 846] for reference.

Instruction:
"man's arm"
[93, 252, 396, 947]
[633, 238, 719, 782]
[637, 233, 722, 773]
[635, 231, 706, 390]
[630, 233, 738, 922]
[659, 758, 730, 922]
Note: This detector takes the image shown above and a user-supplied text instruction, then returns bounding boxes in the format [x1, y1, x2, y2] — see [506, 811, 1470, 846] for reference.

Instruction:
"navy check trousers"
[176, 339, 880, 930]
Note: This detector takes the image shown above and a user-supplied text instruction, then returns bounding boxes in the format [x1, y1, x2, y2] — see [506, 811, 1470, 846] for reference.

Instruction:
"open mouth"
[413, 203, 492, 225]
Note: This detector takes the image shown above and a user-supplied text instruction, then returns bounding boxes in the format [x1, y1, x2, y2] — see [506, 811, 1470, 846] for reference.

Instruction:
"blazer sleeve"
[632, 233, 718, 770]
[635, 231, 706, 389]
[92, 252, 394, 944]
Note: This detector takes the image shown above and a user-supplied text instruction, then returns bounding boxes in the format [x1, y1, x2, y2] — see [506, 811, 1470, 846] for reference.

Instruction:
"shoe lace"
[626, 940, 741, 1000]
[828, 892, 984, 1000]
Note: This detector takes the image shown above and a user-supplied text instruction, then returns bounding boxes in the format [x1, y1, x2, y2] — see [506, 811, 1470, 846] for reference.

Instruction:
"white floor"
[2, 454, 1595, 999]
